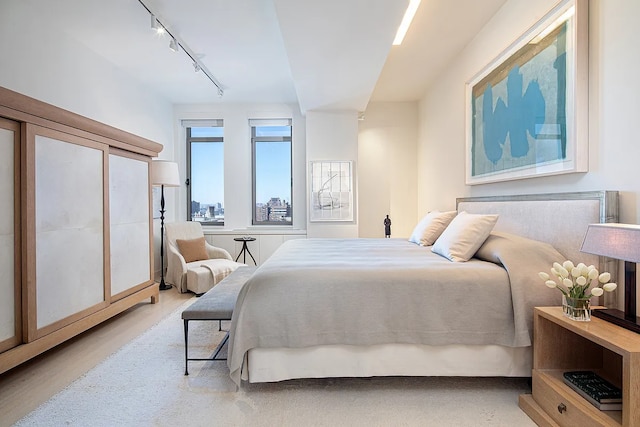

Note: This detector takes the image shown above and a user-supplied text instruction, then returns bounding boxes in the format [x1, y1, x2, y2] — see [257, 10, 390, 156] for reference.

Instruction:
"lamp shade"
[150, 160, 180, 187]
[581, 223, 640, 263]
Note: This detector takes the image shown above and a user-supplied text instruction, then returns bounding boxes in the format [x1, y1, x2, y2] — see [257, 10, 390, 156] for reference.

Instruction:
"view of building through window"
[186, 120, 292, 226]
[186, 124, 224, 224]
[252, 122, 292, 225]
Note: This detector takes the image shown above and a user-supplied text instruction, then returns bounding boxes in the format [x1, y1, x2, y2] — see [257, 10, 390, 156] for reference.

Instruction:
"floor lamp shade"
[581, 223, 640, 333]
[151, 160, 180, 291]
[151, 160, 180, 187]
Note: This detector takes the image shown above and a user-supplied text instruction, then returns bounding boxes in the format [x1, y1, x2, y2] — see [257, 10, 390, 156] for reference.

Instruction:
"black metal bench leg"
[184, 319, 189, 376]
[212, 332, 230, 360]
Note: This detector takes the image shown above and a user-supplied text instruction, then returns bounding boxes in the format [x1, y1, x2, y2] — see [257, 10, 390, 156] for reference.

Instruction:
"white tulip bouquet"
[538, 260, 617, 299]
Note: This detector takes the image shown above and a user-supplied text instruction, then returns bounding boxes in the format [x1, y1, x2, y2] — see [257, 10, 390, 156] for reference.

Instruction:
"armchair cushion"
[176, 237, 208, 263]
[185, 259, 245, 295]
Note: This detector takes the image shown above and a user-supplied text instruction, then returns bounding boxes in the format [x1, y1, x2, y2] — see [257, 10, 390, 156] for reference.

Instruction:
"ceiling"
[33, 0, 508, 113]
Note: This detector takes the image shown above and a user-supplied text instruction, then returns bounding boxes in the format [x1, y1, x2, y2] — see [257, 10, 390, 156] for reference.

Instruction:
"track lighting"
[150, 14, 164, 34]
[138, 0, 224, 97]
[169, 38, 178, 52]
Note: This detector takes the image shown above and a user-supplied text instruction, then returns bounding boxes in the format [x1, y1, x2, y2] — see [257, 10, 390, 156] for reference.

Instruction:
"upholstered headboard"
[456, 191, 619, 280]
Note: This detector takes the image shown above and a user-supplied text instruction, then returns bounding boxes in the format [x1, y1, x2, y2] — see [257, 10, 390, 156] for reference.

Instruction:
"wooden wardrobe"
[0, 86, 161, 374]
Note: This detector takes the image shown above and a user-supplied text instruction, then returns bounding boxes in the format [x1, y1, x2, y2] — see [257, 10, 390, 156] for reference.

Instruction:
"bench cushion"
[182, 266, 256, 321]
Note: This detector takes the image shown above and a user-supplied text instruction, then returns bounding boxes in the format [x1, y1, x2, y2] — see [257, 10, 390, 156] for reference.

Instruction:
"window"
[185, 121, 224, 225]
[251, 119, 292, 225]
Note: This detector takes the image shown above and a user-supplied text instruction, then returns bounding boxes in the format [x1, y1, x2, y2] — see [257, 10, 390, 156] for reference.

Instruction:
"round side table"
[234, 236, 256, 265]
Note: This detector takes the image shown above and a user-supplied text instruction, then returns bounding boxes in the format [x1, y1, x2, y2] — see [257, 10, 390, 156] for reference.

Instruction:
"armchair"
[165, 222, 244, 294]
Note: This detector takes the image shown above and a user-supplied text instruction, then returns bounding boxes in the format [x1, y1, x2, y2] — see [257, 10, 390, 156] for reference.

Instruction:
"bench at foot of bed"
[181, 266, 256, 375]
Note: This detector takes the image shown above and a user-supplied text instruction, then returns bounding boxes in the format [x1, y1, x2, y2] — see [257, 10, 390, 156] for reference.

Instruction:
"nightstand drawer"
[532, 370, 616, 427]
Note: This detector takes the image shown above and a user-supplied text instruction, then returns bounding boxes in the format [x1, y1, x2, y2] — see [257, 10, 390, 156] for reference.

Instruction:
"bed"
[227, 191, 619, 385]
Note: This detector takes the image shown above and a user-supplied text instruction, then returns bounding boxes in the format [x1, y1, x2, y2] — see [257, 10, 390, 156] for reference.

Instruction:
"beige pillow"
[431, 211, 499, 262]
[408, 210, 457, 246]
[176, 237, 209, 263]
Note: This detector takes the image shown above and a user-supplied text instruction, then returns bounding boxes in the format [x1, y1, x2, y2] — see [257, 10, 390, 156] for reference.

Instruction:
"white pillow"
[432, 211, 499, 262]
[408, 210, 457, 246]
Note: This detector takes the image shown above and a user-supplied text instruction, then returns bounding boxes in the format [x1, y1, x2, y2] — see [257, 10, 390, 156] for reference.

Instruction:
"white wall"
[172, 103, 307, 231]
[0, 1, 175, 282]
[306, 110, 359, 238]
[171, 103, 419, 240]
[419, 0, 640, 220]
[0, 2, 173, 150]
[359, 102, 418, 238]
[418, 0, 640, 309]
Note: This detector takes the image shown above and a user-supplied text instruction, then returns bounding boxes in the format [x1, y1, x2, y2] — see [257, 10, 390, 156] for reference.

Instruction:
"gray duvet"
[228, 234, 563, 385]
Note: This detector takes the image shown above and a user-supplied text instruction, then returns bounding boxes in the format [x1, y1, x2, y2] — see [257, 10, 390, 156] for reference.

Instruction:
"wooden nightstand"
[519, 307, 640, 427]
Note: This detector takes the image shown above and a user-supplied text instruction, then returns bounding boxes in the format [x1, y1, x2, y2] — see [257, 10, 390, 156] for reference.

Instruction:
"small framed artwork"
[309, 160, 354, 222]
[465, 0, 588, 185]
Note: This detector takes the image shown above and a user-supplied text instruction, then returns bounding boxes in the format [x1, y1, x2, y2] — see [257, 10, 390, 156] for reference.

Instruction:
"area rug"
[16, 303, 536, 426]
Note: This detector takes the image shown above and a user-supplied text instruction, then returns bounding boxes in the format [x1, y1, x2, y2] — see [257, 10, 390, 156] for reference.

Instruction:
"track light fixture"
[169, 38, 178, 52]
[150, 14, 164, 34]
[138, 0, 224, 97]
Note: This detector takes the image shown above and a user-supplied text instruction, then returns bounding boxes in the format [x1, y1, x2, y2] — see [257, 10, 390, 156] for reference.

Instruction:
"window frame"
[251, 122, 293, 226]
[185, 123, 224, 226]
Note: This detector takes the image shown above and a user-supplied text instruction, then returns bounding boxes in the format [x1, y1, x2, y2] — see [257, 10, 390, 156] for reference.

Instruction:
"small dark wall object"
[384, 215, 391, 238]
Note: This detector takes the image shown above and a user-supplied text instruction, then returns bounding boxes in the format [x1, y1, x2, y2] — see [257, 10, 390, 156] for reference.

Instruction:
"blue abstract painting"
[470, 24, 568, 179]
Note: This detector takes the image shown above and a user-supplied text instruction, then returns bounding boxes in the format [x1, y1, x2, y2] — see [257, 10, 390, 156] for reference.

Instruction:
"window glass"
[252, 122, 292, 225]
[186, 125, 224, 224]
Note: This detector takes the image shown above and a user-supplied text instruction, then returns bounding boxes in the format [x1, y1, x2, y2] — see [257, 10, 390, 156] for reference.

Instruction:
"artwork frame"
[465, 0, 588, 185]
[309, 160, 354, 222]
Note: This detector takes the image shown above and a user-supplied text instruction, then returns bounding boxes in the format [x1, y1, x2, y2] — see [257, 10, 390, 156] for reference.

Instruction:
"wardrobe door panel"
[0, 119, 19, 352]
[34, 132, 106, 331]
[109, 152, 152, 298]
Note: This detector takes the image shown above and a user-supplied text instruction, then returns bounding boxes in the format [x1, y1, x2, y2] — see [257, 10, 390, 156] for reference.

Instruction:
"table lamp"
[581, 223, 640, 333]
[151, 160, 180, 291]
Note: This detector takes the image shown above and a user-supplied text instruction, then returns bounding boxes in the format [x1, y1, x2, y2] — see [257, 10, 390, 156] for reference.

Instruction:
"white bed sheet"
[245, 344, 531, 383]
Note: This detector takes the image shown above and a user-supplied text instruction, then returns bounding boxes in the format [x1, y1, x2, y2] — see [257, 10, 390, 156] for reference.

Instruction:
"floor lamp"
[151, 160, 180, 291]
[581, 223, 640, 333]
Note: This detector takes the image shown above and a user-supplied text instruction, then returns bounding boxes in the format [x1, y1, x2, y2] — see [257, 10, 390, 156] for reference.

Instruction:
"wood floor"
[0, 286, 193, 427]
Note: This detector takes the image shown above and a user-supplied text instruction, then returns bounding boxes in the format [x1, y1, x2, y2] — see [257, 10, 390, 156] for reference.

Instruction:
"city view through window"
[188, 123, 292, 225]
[188, 126, 224, 224]
[252, 124, 292, 225]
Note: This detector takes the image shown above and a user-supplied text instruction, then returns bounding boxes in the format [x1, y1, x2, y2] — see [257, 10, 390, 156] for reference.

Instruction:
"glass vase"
[562, 295, 591, 321]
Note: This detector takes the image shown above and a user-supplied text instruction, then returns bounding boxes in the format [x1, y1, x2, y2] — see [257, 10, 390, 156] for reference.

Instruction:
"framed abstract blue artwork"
[466, 0, 588, 185]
